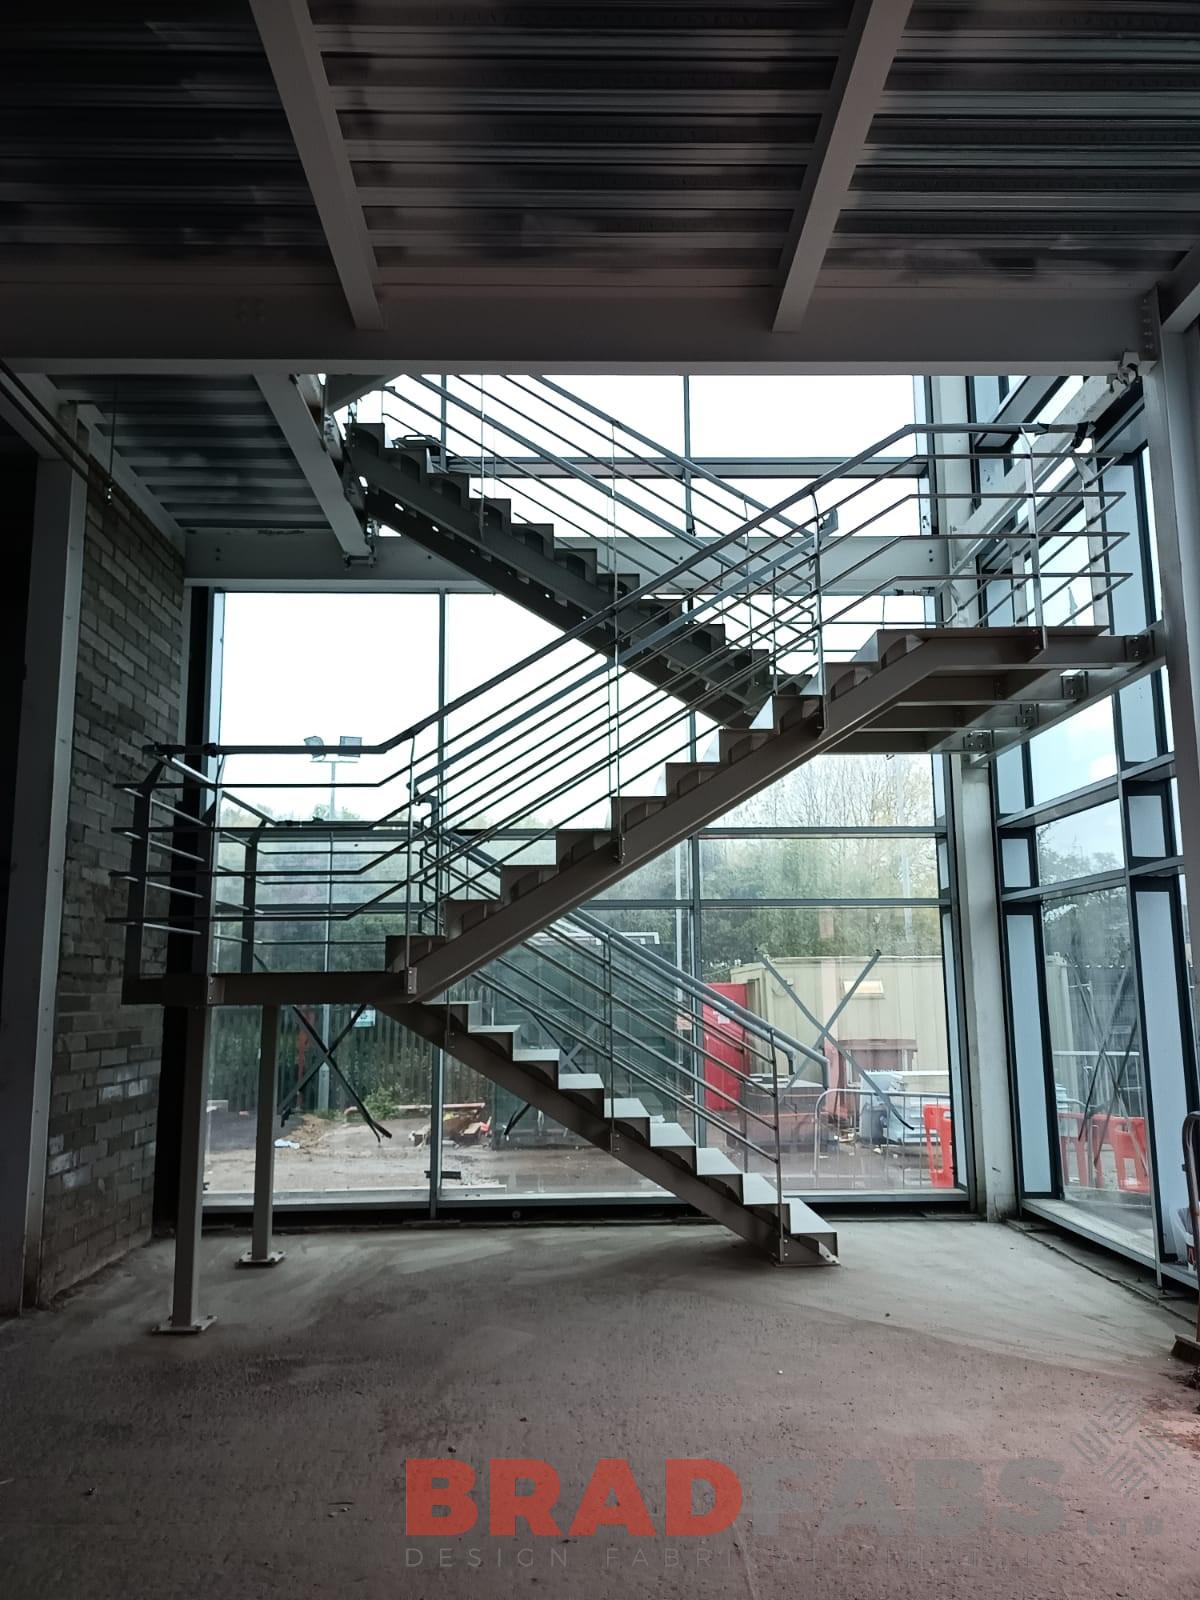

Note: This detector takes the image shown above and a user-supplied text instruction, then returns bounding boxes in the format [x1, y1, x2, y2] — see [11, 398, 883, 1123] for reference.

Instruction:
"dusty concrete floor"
[0, 1220, 1198, 1599]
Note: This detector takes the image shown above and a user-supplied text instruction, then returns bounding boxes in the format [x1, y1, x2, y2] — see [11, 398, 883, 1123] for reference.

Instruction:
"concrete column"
[947, 756, 1018, 1221]
[1143, 316, 1200, 950]
[0, 444, 88, 1313]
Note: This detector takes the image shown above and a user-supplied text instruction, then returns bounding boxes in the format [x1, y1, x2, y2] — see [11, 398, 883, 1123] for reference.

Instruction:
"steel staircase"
[346, 374, 822, 727]
[389, 624, 1142, 1002]
[389, 997, 837, 1265]
[348, 424, 779, 726]
[117, 392, 1160, 1265]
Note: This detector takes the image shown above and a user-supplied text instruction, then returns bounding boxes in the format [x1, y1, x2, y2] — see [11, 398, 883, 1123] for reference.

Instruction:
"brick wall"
[37, 480, 184, 1301]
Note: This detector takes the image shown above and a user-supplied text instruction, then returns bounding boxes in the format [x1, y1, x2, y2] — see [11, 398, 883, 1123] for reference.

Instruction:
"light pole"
[305, 734, 361, 1111]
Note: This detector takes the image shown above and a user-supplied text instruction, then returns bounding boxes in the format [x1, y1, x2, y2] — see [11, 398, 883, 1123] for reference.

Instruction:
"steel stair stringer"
[402, 625, 1148, 1003]
[348, 426, 775, 726]
[384, 996, 838, 1266]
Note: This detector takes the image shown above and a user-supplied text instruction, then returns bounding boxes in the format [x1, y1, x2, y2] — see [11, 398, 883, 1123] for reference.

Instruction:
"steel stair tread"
[512, 1048, 560, 1067]
[557, 1072, 605, 1094]
[603, 1097, 649, 1121]
[646, 1121, 695, 1149]
[737, 1172, 784, 1208]
[692, 1147, 741, 1178]
[776, 1198, 839, 1243]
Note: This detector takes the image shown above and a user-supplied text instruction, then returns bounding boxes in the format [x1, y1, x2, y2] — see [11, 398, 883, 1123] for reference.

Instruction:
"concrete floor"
[0, 1221, 1198, 1599]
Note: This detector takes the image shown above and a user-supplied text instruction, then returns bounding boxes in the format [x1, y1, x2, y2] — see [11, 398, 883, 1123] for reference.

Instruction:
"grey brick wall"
[38, 481, 184, 1301]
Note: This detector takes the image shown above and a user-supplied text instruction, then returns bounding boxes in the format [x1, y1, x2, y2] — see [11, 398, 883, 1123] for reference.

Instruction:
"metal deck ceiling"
[4, 3, 1200, 296]
[49, 376, 332, 537]
[5, 2, 1200, 548]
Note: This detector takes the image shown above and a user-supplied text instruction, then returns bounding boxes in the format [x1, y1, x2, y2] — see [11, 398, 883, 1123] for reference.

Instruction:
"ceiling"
[50, 376, 331, 537]
[1, 2, 1197, 561]
[1, 2, 1199, 373]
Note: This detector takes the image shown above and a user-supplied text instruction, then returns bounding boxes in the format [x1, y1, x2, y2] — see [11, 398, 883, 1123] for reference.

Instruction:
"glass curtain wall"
[979, 378, 1200, 1285]
[202, 375, 968, 1212]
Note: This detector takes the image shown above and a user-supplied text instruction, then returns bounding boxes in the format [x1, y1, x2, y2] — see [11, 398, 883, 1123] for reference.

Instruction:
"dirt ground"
[203, 1107, 940, 1198]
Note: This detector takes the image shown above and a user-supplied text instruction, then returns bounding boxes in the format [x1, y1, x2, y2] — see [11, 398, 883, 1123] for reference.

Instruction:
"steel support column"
[153, 588, 223, 1232]
[0, 441, 87, 1313]
[155, 1005, 215, 1333]
[1143, 316, 1200, 964]
[239, 1006, 284, 1268]
[947, 758, 1018, 1220]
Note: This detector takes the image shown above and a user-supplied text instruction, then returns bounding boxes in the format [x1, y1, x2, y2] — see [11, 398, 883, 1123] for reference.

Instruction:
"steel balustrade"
[119, 419, 1135, 972]
[109, 400, 1158, 1263]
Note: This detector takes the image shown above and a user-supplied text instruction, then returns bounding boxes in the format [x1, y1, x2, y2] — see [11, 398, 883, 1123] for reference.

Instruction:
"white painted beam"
[255, 373, 371, 558]
[325, 373, 393, 412]
[774, 0, 914, 332]
[184, 527, 942, 592]
[250, 0, 383, 331]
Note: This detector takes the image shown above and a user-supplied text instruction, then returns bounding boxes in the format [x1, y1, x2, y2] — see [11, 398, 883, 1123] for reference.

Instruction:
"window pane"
[205, 1006, 435, 1201]
[995, 747, 1027, 815]
[1028, 700, 1117, 804]
[589, 846, 690, 903]
[687, 376, 915, 458]
[1127, 792, 1167, 860]
[218, 593, 439, 821]
[700, 906, 956, 1195]
[1001, 835, 1033, 889]
[1118, 677, 1160, 766]
[699, 834, 938, 901]
[1042, 888, 1154, 1253]
[714, 752, 935, 828]
[1036, 801, 1123, 885]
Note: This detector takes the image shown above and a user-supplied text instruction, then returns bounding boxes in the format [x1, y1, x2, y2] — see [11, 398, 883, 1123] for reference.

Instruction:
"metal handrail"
[138, 562, 1134, 956]
[529, 373, 813, 531]
[809, 1084, 952, 1183]
[463, 955, 785, 1181]
[477, 945, 784, 1151]
[138, 539, 1131, 945]
[438, 841, 820, 1080]
[397, 371, 811, 552]
[156, 420, 1103, 763]
[122, 425, 1131, 988]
